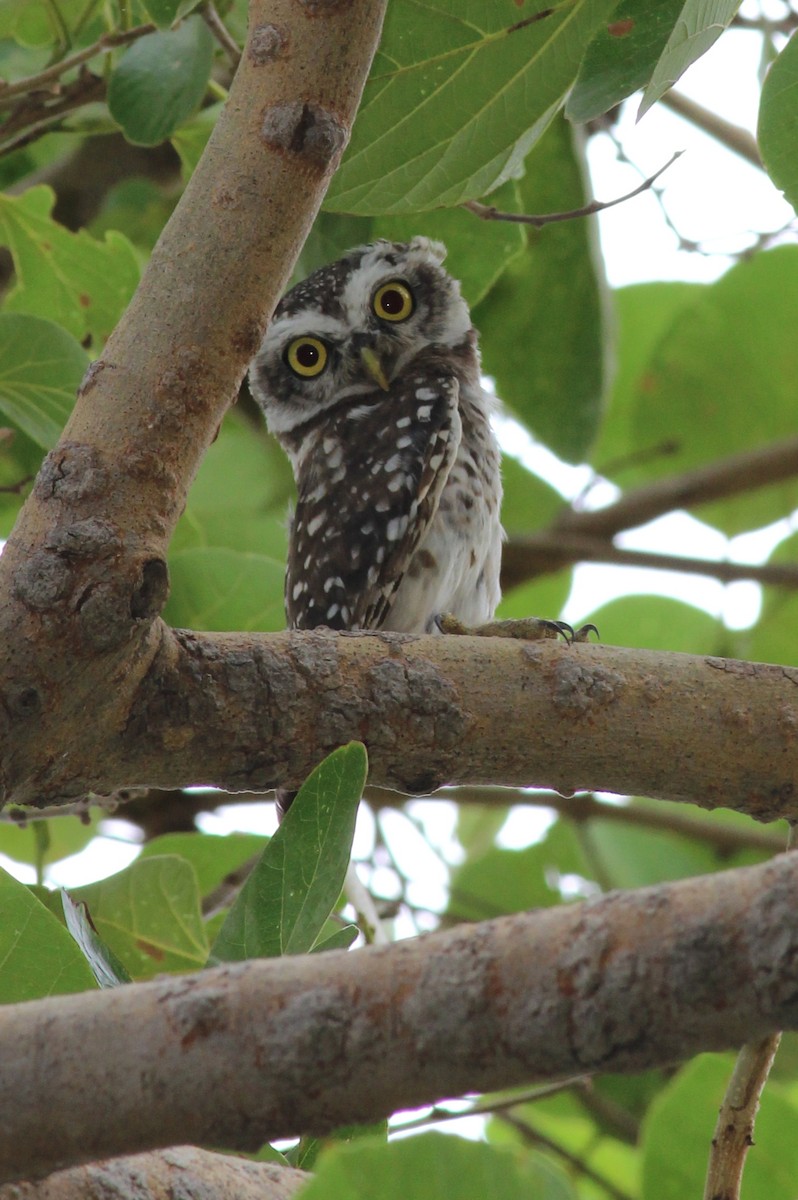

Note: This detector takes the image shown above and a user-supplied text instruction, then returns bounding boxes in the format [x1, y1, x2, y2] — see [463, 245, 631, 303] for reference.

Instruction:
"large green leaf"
[0, 313, 87, 449]
[639, 0, 743, 118]
[0, 866, 97, 1003]
[642, 1055, 798, 1200]
[591, 280, 699, 477]
[622, 248, 798, 534]
[578, 596, 724, 656]
[209, 743, 366, 963]
[475, 116, 609, 462]
[108, 18, 214, 147]
[70, 856, 209, 980]
[299, 1131, 577, 1200]
[164, 547, 286, 632]
[0, 187, 139, 346]
[568, 0, 686, 122]
[758, 30, 798, 215]
[326, 0, 618, 215]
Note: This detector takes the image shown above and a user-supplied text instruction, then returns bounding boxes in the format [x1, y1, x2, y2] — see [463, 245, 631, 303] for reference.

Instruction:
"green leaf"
[0, 314, 87, 449]
[639, 0, 743, 118]
[163, 547, 286, 632]
[172, 413, 293, 555]
[0, 810, 100, 869]
[567, 0, 686, 122]
[744, 531, 798, 667]
[327, 0, 618, 215]
[591, 280, 698, 478]
[311, 924, 359, 953]
[758, 30, 798, 215]
[61, 891, 132, 988]
[0, 866, 97, 1003]
[474, 116, 609, 461]
[622, 248, 798, 534]
[70, 856, 209, 980]
[170, 101, 224, 179]
[209, 743, 366, 963]
[108, 18, 215, 147]
[642, 1055, 798, 1200]
[578, 596, 724, 655]
[299, 1131, 577, 1200]
[0, 187, 139, 346]
[138, 831, 267, 899]
[449, 820, 587, 922]
[141, 0, 183, 29]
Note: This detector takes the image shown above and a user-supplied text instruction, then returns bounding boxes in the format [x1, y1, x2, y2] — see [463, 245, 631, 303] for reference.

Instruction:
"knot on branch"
[260, 102, 347, 172]
[248, 23, 289, 64]
[35, 442, 109, 505]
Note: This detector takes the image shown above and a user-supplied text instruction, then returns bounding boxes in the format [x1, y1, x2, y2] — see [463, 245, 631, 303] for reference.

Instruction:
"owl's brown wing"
[286, 368, 461, 631]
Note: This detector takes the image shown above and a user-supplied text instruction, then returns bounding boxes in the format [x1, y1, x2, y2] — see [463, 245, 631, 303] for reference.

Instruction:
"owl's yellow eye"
[373, 281, 414, 323]
[285, 337, 328, 378]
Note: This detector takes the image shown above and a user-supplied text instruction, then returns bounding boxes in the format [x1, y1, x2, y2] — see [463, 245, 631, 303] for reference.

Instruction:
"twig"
[464, 151, 683, 228]
[497, 1111, 635, 1200]
[661, 90, 762, 170]
[560, 434, 798, 541]
[501, 532, 798, 593]
[703, 1034, 783, 1200]
[0, 474, 33, 494]
[420, 788, 787, 856]
[703, 825, 795, 1199]
[0, 24, 155, 103]
[202, 2, 242, 67]
[389, 1077, 589, 1134]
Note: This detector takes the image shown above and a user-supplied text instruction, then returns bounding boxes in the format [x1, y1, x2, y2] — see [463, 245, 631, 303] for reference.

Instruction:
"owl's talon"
[434, 613, 578, 642]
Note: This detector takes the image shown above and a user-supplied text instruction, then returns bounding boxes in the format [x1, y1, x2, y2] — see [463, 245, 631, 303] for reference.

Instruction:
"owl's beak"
[359, 346, 391, 392]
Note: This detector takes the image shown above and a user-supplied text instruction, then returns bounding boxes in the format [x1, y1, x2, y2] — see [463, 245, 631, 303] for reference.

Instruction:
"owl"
[249, 237, 503, 640]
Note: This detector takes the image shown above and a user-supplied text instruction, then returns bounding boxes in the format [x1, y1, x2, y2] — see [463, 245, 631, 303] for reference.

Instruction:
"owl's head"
[249, 237, 474, 441]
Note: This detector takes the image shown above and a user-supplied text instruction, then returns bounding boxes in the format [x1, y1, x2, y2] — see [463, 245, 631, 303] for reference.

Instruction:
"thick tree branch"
[0, 1148, 307, 1200]
[4, 630, 798, 820]
[3, 852, 798, 1184]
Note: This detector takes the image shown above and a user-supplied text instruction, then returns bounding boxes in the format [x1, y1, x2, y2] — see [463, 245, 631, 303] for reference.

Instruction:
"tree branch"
[3, 630, 798, 821]
[3, 851, 798, 1184]
[0, 1147, 307, 1200]
[0, 0, 387, 806]
[660, 90, 762, 170]
[501, 532, 798, 593]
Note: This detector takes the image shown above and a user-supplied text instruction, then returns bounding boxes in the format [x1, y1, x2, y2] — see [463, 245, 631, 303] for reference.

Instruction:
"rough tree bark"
[2, 851, 798, 1184]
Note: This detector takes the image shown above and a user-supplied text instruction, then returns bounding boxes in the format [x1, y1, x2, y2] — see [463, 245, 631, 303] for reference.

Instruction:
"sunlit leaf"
[568, 0, 686, 122]
[0, 866, 97, 1002]
[327, 0, 617, 215]
[0, 314, 86, 449]
[70, 856, 209, 980]
[639, 0, 743, 118]
[758, 30, 798, 215]
[0, 187, 139, 346]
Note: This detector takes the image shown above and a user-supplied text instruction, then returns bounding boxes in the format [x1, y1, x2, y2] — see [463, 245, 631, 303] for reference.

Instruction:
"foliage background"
[3, 1, 798, 1196]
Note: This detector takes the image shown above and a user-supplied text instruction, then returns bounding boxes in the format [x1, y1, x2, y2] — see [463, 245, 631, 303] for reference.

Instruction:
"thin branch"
[559, 435, 798, 541]
[202, 2, 242, 67]
[389, 1078, 588, 1134]
[703, 1034, 783, 1200]
[496, 1112, 636, 1200]
[0, 24, 154, 103]
[660, 90, 762, 170]
[502, 532, 798, 593]
[464, 152, 682, 228]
